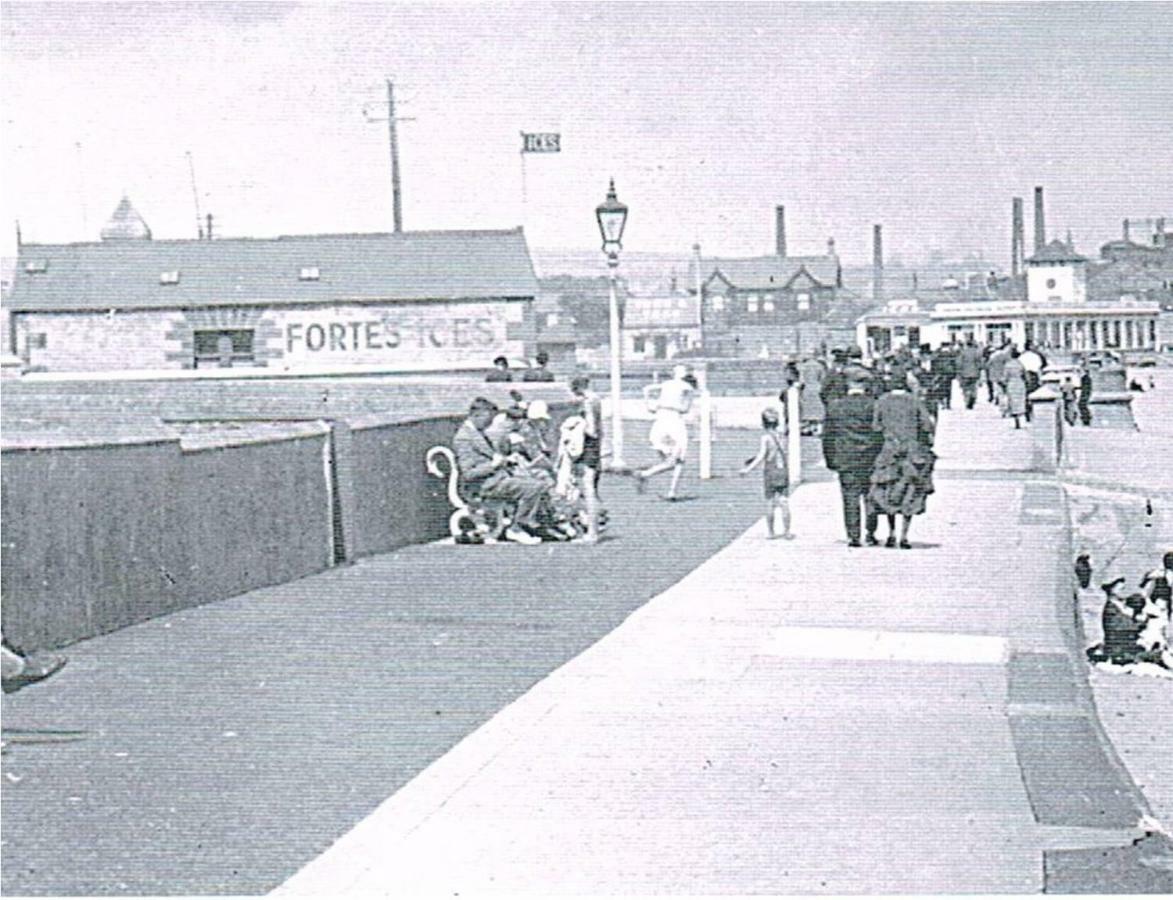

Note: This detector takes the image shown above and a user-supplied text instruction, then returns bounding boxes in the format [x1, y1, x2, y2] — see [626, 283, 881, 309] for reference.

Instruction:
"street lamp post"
[596, 178, 629, 472]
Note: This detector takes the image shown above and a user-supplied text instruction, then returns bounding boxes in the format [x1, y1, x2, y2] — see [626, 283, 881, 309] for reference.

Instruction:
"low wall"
[1, 432, 333, 651]
[1, 390, 576, 652]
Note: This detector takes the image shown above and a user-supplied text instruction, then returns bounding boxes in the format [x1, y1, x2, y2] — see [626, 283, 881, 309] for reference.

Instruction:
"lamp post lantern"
[596, 178, 629, 471]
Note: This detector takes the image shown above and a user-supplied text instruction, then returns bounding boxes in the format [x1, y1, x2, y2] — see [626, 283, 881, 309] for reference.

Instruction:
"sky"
[3, 1, 1172, 268]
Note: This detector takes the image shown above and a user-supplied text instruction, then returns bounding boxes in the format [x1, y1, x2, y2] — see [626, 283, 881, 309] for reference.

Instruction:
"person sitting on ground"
[521, 351, 556, 382]
[1087, 577, 1171, 669]
[453, 397, 551, 545]
[2, 634, 67, 694]
[485, 355, 512, 382]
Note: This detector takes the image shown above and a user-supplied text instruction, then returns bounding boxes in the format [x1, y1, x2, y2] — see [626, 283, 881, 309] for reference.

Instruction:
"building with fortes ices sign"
[5, 198, 540, 375]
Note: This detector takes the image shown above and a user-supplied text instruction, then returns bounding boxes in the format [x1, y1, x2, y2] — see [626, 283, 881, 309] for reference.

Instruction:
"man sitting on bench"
[453, 397, 550, 545]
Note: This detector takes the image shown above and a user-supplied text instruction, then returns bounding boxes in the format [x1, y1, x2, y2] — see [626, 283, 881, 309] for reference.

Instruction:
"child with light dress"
[740, 407, 793, 540]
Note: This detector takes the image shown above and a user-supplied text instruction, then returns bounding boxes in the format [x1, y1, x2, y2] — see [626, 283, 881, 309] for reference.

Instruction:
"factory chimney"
[775, 205, 787, 257]
[1011, 197, 1024, 276]
[872, 224, 884, 303]
[1033, 186, 1046, 255]
[1123, 218, 1131, 243]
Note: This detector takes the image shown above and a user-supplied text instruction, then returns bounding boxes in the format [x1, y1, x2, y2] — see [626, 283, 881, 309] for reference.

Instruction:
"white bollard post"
[698, 388, 713, 480]
[786, 384, 802, 490]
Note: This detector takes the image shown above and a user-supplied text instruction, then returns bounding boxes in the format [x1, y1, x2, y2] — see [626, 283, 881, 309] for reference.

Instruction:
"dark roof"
[1027, 239, 1087, 264]
[99, 196, 152, 241]
[7, 229, 538, 312]
[706, 254, 840, 290]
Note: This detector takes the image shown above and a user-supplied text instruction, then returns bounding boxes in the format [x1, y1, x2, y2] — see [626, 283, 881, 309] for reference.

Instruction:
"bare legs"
[582, 465, 600, 543]
[638, 456, 684, 500]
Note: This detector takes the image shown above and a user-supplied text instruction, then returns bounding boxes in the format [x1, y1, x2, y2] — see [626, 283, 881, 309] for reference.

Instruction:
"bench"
[425, 446, 513, 543]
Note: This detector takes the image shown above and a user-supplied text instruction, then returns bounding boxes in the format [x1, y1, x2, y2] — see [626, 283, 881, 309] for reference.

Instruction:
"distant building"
[622, 291, 701, 360]
[856, 236, 1162, 356]
[699, 238, 860, 357]
[5, 198, 540, 375]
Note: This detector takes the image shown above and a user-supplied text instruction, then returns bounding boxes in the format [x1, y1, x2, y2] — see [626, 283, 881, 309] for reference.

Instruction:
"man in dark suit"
[822, 378, 883, 547]
[453, 397, 548, 544]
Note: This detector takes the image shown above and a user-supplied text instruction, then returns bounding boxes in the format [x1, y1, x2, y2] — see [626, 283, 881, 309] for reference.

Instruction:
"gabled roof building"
[5, 198, 539, 375]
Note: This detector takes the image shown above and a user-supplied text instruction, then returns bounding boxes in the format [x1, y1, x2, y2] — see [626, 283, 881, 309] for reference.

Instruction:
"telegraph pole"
[387, 79, 403, 233]
[364, 79, 414, 233]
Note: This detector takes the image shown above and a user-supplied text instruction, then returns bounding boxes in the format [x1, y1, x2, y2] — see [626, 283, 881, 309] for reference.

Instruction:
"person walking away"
[1018, 341, 1046, 422]
[823, 377, 883, 547]
[956, 338, 984, 409]
[797, 355, 827, 436]
[820, 348, 849, 406]
[740, 408, 793, 539]
[1003, 348, 1028, 430]
[636, 364, 695, 500]
[1078, 362, 1094, 426]
[987, 342, 1011, 414]
[868, 365, 937, 548]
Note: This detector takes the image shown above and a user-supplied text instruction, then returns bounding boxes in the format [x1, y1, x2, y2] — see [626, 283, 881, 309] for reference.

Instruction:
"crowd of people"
[453, 377, 604, 545]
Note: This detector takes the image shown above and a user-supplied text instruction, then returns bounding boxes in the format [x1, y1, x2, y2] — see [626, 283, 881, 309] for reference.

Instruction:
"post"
[786, 383, 802, 490]
[387, 78, 403, 233]
[697, 365, 712, 480]
[607, 258, 627, 470]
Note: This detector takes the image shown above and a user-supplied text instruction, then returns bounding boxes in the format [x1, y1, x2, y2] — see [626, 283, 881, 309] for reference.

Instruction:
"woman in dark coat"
[869, 365, 936, 548]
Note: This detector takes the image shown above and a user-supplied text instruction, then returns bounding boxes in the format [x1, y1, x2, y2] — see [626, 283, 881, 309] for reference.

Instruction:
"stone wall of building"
[11, 298, 535, 374]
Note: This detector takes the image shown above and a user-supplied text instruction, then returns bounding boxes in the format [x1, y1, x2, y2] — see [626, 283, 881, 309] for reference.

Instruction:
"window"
[24, 260, 49, 274]
[193, 329, 255, 368]
[159, 270, 181, 285]
[712, 296, 725, 311]
[298, 266, 321, 281]
[762, 299, 775, 312]
[633, 335, 646, 353]
[797, 293, 811, 311]
[746, 297, 759, 313]
[28, 332, 47, 349]
[544, 311, 560, 327]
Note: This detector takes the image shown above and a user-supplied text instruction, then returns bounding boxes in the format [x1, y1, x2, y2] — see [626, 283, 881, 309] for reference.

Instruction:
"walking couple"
[821, 366, 936, 548]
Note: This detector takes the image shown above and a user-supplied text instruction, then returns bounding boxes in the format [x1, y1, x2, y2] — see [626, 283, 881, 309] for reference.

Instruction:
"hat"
[526, 400, 550, 421]
[469, 397, 497, 414]
[672, 364, 689, 380]
[847, 346, 863, 359]
[761, 408, 780, 427]
[505, 405, 526, 420]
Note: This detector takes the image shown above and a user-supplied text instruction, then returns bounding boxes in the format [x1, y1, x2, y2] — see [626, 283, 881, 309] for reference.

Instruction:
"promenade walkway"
[278, 397, 1167, 895]
[5, 397, 1168, 895]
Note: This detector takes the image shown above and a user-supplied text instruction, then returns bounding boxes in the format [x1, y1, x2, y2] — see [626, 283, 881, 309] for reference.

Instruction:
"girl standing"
[740, 408, 793, 539]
